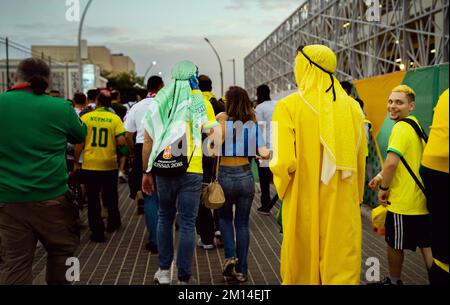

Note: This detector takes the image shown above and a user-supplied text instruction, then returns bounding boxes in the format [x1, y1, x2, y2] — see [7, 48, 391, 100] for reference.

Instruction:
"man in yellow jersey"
[75, 91, 128, 243]
[142, 61, 219, 285]
[196, 74, 224, 250]
[421, 89, 449, 285]
[270, 45, 366, 285]
[369, 85, 433, 285]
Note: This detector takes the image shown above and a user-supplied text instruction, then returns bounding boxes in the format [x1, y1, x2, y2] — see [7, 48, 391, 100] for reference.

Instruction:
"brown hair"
[16, 58, 50, 95]
[225, 86, 256, 123]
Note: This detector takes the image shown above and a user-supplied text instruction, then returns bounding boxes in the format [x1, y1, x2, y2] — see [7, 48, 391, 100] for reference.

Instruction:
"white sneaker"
[197, 238, 214, 250]
[154, 268, 171, 285]
[177, 278, 197, 285]
[118, 171, 127, 183]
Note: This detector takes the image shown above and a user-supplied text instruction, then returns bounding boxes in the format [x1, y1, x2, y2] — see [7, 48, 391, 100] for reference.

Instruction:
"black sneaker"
[106, 223, 121, 233]
[145, 243, 158, 254]
[137, 206, 145, 215]
[367, 276, 404, 285]
[90, 233, 106, 243]
[257, 207, 271, 215]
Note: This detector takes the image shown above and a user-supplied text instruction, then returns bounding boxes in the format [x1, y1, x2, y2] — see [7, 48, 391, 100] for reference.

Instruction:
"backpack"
[396, 118, 428, 195]
[152, 134, 195, 176]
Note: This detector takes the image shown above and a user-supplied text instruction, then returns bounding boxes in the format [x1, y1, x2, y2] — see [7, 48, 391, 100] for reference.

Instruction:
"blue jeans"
[156, 173, 202, 281]
[144, 193, 158, 247]
[218, 165, 255, 276]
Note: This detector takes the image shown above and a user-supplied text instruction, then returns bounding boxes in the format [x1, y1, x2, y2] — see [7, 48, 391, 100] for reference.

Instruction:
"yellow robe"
[271, 94, 366, 285]
[270, 45, 366, 285]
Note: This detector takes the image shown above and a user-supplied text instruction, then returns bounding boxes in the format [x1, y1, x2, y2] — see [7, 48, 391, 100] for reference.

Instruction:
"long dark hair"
[225, 86, 256, 122]
[16, 58, 50, 95]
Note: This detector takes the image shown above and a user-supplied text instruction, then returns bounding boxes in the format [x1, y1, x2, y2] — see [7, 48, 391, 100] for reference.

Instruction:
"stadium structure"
[245, 0, 449, 98]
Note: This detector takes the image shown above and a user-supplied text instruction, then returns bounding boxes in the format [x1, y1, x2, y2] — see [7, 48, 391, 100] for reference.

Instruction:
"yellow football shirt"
[81, 108, 126, 171]
[422, 89, 449, 173]
[387, 115, 428, 215]
[186, 94, 218, 174]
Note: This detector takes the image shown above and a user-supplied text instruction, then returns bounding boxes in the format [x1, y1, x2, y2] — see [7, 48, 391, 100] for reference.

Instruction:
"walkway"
[31, 184, 429, 285]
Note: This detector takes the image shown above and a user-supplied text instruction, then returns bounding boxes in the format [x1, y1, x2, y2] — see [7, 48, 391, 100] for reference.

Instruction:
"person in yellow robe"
[270, 45, 367, 285]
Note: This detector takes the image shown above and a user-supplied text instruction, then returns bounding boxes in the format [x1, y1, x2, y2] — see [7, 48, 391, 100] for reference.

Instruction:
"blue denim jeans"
[218, 165, 255, 276]
[144, 192, 158, 247]
[155, 173, 202, 281]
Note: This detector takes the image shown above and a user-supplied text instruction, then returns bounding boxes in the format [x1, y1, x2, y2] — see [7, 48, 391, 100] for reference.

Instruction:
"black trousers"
[257, 163, 279, 211]
[196, 156, 220, 244]
[128, 143, 143, 201]
[84, 170, 121, 236]
[421, 166, 449, 278]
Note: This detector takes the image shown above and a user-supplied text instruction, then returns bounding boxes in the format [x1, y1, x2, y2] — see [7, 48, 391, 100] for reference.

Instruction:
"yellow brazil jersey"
[186, 94, 218, 174]
[387, 115, 428, 215]
[422, 89, 449, 174]
[81, 108, 126, 171]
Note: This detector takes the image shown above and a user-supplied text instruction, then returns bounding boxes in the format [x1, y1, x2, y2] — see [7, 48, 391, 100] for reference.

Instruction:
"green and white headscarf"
[143, 60, 208, 172]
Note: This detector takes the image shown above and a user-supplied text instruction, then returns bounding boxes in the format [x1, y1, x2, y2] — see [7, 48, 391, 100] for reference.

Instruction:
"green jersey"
[0, 87, 87, 203]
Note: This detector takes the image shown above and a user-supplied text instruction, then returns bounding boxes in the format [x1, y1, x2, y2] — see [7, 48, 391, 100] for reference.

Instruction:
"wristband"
[379, 185, 389, 191]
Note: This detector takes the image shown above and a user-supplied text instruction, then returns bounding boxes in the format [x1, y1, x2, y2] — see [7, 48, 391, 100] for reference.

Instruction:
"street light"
[144, 61, 157, 82]
[78, 0, 93, 92]
[228, 58, 236, 86]
[204, 37, 224, 97]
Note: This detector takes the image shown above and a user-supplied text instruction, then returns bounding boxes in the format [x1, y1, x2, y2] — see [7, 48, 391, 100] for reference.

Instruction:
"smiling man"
[369, 85, 433, 285]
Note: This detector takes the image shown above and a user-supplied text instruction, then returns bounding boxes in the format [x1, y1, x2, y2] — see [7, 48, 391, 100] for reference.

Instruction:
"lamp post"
[204, 37, 223, 97]
[77, 0, 93, 92]
[144, 61, 157, 82]
[229, 58, 236, 86]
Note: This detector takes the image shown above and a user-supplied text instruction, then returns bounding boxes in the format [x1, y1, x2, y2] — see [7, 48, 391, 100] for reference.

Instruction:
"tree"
[101, 70, 144, 92]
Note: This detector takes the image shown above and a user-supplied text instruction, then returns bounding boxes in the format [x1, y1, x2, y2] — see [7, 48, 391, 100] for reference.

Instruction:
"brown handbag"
[202, 156, 225, 209]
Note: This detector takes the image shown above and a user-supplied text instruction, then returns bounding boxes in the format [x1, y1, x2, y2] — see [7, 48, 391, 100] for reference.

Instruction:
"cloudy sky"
[0, 0, 303, 96]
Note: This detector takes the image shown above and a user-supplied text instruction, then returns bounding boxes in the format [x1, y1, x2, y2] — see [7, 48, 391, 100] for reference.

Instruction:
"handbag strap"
[214, 156, 220, 182]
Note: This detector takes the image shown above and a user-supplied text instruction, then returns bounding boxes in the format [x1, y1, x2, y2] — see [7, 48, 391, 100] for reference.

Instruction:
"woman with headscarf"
[270, 45, 367, 285]
[141, 60, 219, 285]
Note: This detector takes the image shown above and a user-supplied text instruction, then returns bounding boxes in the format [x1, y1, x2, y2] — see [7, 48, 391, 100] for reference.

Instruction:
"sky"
[0, 0, 303, 97]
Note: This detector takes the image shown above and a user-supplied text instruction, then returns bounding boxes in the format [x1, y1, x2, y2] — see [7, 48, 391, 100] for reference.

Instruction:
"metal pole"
[5, 37, 10, 89]
[232, 58, 236, 86]
[402, 0, 409, 70]
[78, 0, 93, 92]
[204, 37, 223, 97]
[66, 63, 70, 99]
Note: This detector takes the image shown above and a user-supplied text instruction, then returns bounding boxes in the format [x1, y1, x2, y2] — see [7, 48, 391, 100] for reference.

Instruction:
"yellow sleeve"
[387, 123, 408, 157]
[203, 99, 219, 130]
[269, 101, 296, 200]
[357, 117, 367, 203]
[81, 113, 89, 124]
[115, 117, 126, 137]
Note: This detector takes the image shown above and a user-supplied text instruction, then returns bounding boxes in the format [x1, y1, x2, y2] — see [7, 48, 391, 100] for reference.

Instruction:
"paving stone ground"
[31, 184, 429, 285]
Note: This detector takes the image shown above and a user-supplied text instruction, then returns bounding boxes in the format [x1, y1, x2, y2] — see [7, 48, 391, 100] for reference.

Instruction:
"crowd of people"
[0, 44, 447, 286]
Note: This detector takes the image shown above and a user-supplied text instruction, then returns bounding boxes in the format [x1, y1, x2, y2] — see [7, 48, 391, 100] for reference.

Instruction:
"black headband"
[297, 46, 336, 101]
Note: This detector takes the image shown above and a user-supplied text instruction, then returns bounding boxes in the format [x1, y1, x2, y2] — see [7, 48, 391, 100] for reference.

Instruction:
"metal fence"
[0, 37, 80, 99]
[245, 0, 449, 98]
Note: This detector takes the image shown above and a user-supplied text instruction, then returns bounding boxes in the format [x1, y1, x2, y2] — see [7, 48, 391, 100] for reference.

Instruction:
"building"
[0, 59, 107, 99]
[31, 44, 136, 74]
[245, 0, 449, 98]
[0, 40, 134, 99]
